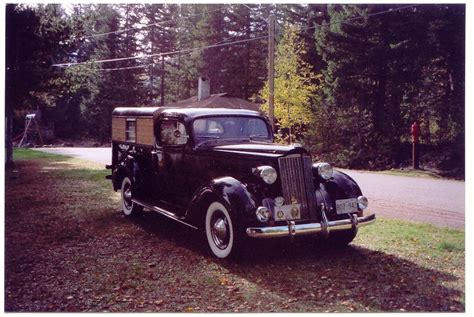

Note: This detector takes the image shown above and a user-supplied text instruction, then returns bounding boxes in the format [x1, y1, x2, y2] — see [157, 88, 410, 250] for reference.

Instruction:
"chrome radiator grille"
[278, 154, 317, 221]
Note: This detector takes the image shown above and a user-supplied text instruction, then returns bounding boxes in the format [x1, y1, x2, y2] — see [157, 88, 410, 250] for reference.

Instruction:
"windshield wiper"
[196, 135, 220, 145]
[249, 134, 269, 141]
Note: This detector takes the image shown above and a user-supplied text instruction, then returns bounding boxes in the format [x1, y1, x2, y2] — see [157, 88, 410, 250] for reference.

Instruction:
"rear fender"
[112, 156, 135, 191]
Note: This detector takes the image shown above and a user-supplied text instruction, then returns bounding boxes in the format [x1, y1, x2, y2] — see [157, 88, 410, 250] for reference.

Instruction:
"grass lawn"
[5, 149, 465, 312]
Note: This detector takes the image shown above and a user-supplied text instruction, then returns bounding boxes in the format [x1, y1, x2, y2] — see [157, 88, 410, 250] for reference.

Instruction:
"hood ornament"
[291, 196, 298, 205]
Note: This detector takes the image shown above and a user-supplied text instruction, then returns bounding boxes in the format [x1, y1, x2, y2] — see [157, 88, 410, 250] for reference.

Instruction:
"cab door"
[152, 117, 189, 209]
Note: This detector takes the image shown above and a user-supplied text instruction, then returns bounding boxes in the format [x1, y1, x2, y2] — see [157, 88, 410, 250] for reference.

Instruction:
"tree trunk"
[5, 114, 15, 169]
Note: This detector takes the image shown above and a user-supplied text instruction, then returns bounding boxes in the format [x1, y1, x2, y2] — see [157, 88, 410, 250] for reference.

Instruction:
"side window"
[125, 119, 136, 142]
[193, 119, 224, 136]
[160, 119, 188, 145]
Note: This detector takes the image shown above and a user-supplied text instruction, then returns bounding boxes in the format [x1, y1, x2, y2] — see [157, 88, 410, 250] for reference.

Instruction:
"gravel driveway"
[34, 147, 465, 229]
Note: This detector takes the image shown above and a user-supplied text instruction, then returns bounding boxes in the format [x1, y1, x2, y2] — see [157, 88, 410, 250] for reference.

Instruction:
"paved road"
[37, 147, 112, 165]
[340, 169, 465, 229]
[34, 147, 465, 229]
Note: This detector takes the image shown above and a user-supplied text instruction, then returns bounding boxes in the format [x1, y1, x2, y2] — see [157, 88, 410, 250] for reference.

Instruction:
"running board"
[132, 198, 198, 230]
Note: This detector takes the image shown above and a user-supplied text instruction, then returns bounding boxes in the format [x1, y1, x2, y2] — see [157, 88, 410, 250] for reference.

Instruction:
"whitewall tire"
[120, 176, 143, 216]
[205, 201, 236, 259]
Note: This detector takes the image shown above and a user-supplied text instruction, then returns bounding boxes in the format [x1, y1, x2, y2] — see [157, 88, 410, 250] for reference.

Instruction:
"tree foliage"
[5, 4, 465, 172]
[260, 25, 320, 143]
[313, 4, 464, 168]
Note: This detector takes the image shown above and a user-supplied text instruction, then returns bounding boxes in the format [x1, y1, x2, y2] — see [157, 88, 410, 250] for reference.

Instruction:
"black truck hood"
[210, 143, 308, 158]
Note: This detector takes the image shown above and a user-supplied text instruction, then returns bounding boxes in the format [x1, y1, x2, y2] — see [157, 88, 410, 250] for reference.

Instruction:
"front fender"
[315, 170, 363, 219]
[324, 170, 363, 198]
[185, 176, 258, 230]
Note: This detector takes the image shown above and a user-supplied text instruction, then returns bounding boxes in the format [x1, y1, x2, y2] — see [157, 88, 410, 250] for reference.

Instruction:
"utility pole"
[268, 14, 275, 132]
[149, 58, 155, 105]
[160, 55, 165, 107]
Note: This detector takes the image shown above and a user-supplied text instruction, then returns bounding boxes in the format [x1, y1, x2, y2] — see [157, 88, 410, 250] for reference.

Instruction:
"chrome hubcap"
[211, 212, 229, 250]
[213, 218, 227, 241]
[124, 190, 132, 201]
[123, 182, 132, 209]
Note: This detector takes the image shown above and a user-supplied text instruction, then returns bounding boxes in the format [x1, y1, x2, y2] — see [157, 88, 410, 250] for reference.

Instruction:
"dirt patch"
[5, 157, 464, 312]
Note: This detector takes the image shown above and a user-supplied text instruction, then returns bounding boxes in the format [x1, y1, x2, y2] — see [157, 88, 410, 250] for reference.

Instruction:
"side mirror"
[159, 120, 189, 146]
[174, 130, 189, 145]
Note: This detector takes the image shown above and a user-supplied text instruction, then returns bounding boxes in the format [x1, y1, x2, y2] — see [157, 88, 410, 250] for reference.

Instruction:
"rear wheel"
[205, 201, 238, 259]
[120, 176, 143, 216]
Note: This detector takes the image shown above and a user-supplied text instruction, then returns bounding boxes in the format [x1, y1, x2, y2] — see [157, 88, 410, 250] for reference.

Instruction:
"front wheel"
[327, 230, 357, 248]
[205, 201, 238, 259]
[120, 176, 143, 216]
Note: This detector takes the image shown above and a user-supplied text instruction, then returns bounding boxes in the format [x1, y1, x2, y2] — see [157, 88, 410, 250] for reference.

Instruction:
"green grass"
[438, 241, 464, 252]
[355, 217, 464, 267]
[13, 148, 110, 185]
[13, 148, 69, 161]
[7, 148, 465, 312]
[15, 148, 464, 265]
[56, 168, 110, 183]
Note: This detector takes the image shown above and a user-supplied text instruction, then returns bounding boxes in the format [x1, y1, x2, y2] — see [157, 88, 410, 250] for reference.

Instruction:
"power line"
[96, 53, 189, 71]
[305, 4, 419, 33]
[52, 34, 268, 67]
[53, 4, 418, 69]
[97, 64, 150, 71]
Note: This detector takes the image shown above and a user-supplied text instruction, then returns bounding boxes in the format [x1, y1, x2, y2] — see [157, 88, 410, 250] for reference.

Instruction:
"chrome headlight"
[257, 166, 277, 184]
[357, 195, 368, 210]
[256, 206, 271, 222]
[314, 162, 333, 180]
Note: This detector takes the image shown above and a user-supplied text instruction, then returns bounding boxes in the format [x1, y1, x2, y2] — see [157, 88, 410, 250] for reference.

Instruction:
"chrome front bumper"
[246, 213, 376, 239]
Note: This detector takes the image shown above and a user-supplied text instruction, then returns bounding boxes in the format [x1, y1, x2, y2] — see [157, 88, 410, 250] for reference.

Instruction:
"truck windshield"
[193, 116, 272, 144]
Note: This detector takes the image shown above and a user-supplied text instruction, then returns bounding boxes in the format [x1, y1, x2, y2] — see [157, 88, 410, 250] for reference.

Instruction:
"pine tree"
[314, 4, 465, 168]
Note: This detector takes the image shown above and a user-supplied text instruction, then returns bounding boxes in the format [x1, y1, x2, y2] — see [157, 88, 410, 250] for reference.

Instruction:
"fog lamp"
[256, 207, 271, 222]
[357, 195, 369, 210]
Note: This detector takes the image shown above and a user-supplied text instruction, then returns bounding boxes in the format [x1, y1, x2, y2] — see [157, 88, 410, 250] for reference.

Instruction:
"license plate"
[274, 204, 301, 221]
[335, 198, 358, 214]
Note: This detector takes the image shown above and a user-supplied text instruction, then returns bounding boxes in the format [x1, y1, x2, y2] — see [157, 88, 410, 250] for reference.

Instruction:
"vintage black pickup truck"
[106, 107, 375, 258]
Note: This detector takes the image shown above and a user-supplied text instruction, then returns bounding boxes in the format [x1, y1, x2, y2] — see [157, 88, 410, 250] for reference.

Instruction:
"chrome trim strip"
[246, 213, 376, 239]
[320, 203, 329, 239]
[132, 199, 198, 230]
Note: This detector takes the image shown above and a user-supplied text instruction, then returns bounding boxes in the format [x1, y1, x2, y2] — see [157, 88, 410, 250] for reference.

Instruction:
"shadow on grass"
[132, 210, 463, 312]
[6, 152, 462, 312]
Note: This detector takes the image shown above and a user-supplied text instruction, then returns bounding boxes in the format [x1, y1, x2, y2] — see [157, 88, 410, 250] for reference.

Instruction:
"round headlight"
[256, 207, 271, 222]
[258, 166, 277, 184]
[314, 162, 333, 180]
[357, 196, 368, 210]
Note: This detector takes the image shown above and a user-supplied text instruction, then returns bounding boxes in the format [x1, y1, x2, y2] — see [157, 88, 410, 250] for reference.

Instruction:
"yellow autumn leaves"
[260, 25, 321, 138]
